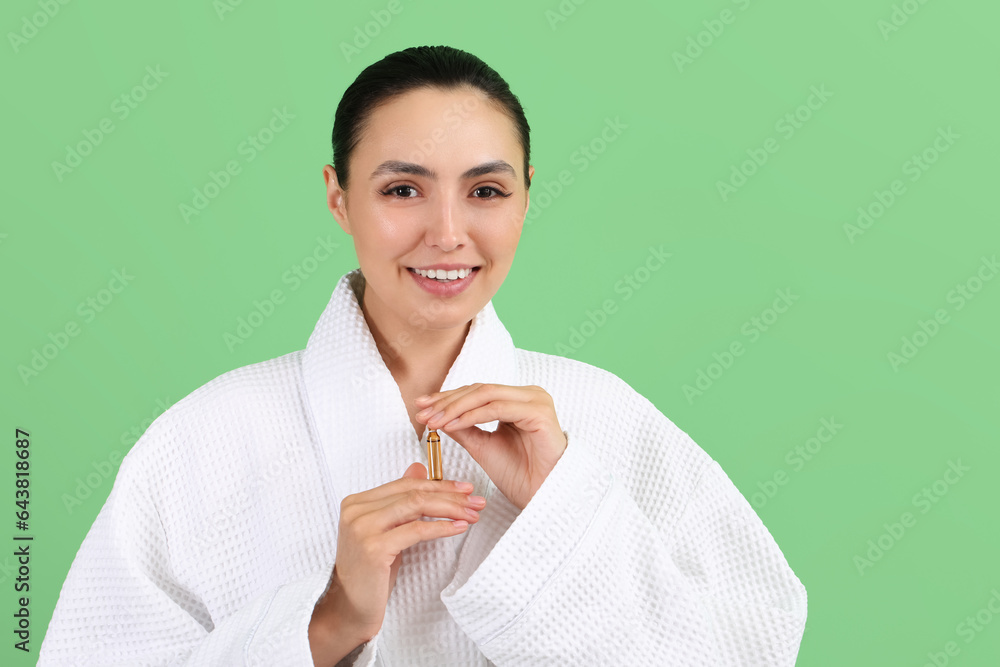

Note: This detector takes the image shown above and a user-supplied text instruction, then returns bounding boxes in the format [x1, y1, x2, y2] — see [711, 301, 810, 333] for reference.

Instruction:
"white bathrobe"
[39, 269, 808, 666]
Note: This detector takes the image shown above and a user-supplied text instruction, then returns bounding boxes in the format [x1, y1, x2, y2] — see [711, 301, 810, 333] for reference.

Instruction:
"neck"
[356, 276, 471, 393]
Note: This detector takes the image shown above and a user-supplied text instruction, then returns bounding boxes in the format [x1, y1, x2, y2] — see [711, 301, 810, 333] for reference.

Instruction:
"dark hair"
[331, 45, 531, 191]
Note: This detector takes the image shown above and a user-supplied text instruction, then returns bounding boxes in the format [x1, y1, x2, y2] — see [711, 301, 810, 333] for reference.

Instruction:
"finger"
[417, 384, 545, 409]
[423, 386, 535, 429]
[341, 475, 472, 515]
[439, 421, 493, 458]
[349, 484, 482, 518]
[414, 384, 475, 406]
[434, 396, 545, 432]
[344, 469, 481, 523]
[378, 516, 471, 556]
[402, 462, 427, 480]
[415, 384, 483, 422]
[354, 488, 485, 533]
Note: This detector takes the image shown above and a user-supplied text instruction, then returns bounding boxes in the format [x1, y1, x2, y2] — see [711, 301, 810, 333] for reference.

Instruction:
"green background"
[3, 0, 999, 663]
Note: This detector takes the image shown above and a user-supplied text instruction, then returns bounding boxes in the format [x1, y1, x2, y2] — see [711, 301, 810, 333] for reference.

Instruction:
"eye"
[472, 186, 512, 199]
[379, 185, 419, 198]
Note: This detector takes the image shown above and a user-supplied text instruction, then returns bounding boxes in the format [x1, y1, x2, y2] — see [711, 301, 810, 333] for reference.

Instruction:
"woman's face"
[324, 86, 533, 336]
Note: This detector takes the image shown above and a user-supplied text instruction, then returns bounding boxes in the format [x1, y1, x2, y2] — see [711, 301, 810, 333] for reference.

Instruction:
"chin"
[411, 305, 477, 331]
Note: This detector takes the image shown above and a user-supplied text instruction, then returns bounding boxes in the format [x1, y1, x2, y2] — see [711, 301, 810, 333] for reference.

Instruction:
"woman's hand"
[309, 462, 485, 663]
[415, 384, 568, 511]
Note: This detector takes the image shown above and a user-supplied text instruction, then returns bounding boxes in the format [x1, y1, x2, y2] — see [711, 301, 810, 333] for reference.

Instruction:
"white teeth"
[414, 267, 473, 280]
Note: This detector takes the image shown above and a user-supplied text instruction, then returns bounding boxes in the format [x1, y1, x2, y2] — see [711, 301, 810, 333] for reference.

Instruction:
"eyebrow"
[369, 159, 516, 181]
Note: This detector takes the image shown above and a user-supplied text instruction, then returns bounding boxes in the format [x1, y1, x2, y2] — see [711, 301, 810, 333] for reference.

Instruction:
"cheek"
[470, 205, 523, 248]
[357, 209, 418, 254]
[489, 214, 523, 254]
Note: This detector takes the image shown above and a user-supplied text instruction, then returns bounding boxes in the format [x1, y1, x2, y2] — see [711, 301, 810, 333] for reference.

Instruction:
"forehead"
[357, 86, 521, 173]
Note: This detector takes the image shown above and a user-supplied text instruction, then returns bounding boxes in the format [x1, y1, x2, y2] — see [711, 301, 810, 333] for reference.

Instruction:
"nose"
[424, 195, 467, 252]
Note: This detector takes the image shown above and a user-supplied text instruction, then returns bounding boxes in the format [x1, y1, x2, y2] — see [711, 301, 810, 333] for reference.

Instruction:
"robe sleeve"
[38, 443, 342, 666]
[440, 416, 808, 665]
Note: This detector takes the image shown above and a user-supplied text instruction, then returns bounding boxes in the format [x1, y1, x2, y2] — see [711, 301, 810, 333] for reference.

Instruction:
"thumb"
[389, 552, 403, 593]
[402, 461, 427, 480]
[443, 424, 491, 460]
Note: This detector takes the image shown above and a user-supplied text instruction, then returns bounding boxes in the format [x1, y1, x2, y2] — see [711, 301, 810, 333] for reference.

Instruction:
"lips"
[407, 266, 479, 296]
[412, 267, 475, 280]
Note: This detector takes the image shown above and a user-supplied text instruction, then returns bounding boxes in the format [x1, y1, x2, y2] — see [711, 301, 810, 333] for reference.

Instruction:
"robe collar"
[301, 269, 518, 512]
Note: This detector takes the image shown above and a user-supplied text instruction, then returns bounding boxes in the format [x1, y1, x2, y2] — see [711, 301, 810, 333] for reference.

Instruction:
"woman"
[40, 46, 808, 666]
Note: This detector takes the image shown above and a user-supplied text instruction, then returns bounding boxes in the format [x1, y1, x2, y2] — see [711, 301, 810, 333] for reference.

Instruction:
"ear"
[524, 165, 534, 216]
[322, 164, 352, 235]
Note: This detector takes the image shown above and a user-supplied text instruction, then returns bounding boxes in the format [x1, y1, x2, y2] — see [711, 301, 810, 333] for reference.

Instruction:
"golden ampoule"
[426, 429, 442, 480]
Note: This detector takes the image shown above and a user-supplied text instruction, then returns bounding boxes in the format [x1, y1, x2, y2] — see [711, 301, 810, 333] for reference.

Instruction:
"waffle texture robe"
[40, 269, 808, 666]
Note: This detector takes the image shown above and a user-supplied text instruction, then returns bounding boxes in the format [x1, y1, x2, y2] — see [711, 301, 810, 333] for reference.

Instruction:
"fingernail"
[468, 495, 486, 507]
[430, 411, 445, 423]
[445, 418, 460, 429]
[456, 482, 474, 492]
[452, 520, 469, 529]
[465, 508, 480, 519]
[415, 395, 431, 403]
[416, 407, 432, 418]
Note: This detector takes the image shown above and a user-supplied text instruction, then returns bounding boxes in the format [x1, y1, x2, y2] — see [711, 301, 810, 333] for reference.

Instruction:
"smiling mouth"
[408, 267, 479, 282]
